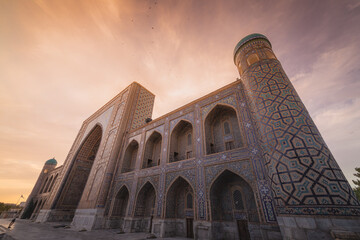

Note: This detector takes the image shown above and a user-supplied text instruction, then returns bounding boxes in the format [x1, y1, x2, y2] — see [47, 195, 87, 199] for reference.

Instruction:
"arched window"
[40, 177, 49, 194]
[247, 53, 260, 66]
[169, 120, 194, 162]
[233, 189, 245, 210]
[186, 193, 193, 209]
[223, 121, 231, 135]
[265, 49, 276, 59]
[48, 174, 58, 192]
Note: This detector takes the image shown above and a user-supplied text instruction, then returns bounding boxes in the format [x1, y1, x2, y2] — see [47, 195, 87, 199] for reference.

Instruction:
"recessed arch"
[122, 140, 139, 173]
[209, 169, 259, 222]
[40, 177, 49, 194]
[169, 120, 194, 162]
[44, 175, 53, 193]
[165, 176, 195, 238]
[32, 199, 43, 219]
[111, 185, 130, 217]
[209, 169, 259, 239]
[247, 53, 260, 66]
[143, 131, 162, 168]
[56, 124, 102, 217]
[48, 174, 58, 193]
[204, 104, 244, 155]
[23, 199, 37, 219]
[134, 181, 156, 232]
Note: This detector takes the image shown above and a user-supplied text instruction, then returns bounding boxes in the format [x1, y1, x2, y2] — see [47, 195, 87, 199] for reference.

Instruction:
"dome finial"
[45, 158, 57, 165]
[233, 33, 271, 63]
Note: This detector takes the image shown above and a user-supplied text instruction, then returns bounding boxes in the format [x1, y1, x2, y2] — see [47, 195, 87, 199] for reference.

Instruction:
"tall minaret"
[234, 34, 359, 238]
[20, 158, 57, 219]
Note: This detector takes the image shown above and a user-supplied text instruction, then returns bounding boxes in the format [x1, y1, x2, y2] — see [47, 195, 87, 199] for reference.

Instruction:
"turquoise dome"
[45, 158, 57, 165]
[233, 33, 271, 61]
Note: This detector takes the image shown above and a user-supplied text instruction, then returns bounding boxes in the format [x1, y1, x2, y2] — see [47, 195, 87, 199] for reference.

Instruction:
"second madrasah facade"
[21, 34, 360, 240]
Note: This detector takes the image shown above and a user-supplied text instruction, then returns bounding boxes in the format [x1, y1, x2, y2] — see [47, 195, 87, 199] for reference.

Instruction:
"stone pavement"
[0, 219, 190, 240]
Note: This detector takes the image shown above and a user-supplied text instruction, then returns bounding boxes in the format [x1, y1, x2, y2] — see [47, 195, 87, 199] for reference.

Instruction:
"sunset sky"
[1, 0, 360, 203]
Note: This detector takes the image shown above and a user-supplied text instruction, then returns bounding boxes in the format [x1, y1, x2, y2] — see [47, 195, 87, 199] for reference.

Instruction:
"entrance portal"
[54, 125, 102, 221]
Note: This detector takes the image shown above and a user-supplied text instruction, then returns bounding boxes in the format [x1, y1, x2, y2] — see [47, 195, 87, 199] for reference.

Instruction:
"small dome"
[233, 33, 271, 61]
[45, 158, 57, 165]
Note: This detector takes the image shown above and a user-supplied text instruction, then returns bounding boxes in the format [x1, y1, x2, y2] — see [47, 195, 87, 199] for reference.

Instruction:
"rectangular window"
[147, 159, 152, 168]
[225, 141, 234, 151]
[186, 151, 192, 159]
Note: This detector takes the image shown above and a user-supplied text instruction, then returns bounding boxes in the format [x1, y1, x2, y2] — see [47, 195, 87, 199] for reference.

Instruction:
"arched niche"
[48, 174, 58, 193]
[44, 175, 53, 193]
[204, 104, 244, 155]
[169, 120, 194, 162]
[121, 140, 139, 173]
[210, 170, 259, 240]
[57, 124, 102, 213]
[165, 176, 195, 238]
[112, 186, 129, 217]
[143, 131, 162, 168]
[134, 182, 156, 233]
[40, 177, 49, 194]
[134, 182, 156, 217]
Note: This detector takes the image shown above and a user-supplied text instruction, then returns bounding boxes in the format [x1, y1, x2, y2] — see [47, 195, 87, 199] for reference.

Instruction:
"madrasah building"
[21, 34, 360, 240]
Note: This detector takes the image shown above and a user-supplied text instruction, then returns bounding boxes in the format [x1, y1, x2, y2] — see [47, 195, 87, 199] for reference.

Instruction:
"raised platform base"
[35, 209, 74, 223]
[277, 216, 360, 240]
[71, 208, 105, 230]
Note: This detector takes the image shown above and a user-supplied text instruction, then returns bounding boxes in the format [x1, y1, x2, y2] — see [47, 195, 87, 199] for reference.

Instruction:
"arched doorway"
[169, 120, 194, 162]
[204, 105, 244, 155]
[44, 175, 53, 193]
[48, 174, 58, 193]
[143, 131, 162, 168]
[31, 199, 42, 219]
[109, 186, 129, 229]
[55, 125, 102, 220]
[134, 182, 156, 232]
[210, 170, 259, 240]
[39, 177, 49, 194]
[122, 140, 139, 173]
[22, 199, 37, 219]
[165, 177, 194, 238]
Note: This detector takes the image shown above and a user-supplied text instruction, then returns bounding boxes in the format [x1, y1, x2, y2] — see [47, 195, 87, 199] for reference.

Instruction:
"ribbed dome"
[233, 33, 271, 61]
[45, 158, 57, 165]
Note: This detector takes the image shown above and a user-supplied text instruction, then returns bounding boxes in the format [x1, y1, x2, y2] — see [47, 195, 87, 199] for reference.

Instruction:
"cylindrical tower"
[234, 34, 360, 238]
[21, 158, 57, 219]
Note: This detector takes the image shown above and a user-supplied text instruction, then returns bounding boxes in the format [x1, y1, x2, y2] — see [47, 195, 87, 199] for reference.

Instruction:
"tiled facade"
[21, 34, 360, 240]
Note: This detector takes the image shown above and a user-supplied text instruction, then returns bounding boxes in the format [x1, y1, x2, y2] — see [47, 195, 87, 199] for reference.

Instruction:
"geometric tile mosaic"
[242, 60, 359, 215]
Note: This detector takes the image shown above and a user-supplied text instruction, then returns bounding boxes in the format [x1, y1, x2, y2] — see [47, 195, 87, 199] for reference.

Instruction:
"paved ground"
[0, 219, 190, 240]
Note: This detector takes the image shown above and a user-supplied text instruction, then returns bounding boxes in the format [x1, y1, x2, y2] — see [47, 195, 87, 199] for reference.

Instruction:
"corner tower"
[234, 34, 360, 238]
[20, 158, 57, 219]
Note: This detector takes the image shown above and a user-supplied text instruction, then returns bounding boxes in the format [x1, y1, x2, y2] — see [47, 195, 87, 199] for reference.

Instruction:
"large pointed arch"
[143, 131, 162, 168]
[165, 176, 195, 238]
[209, 169, 259, 239]
[39, 177, 49, 194]
[44, 175, 53, 193]
[133, 181, 156, 233]
[169, 120, 194, 162]
[134, 181, 156, 217]
[204, 104, 244, 155]
[112, 185, 130, 217]
[56, 124, 102, 217]
[121, 140, 139, 173]
[48, 174, 58, 193]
